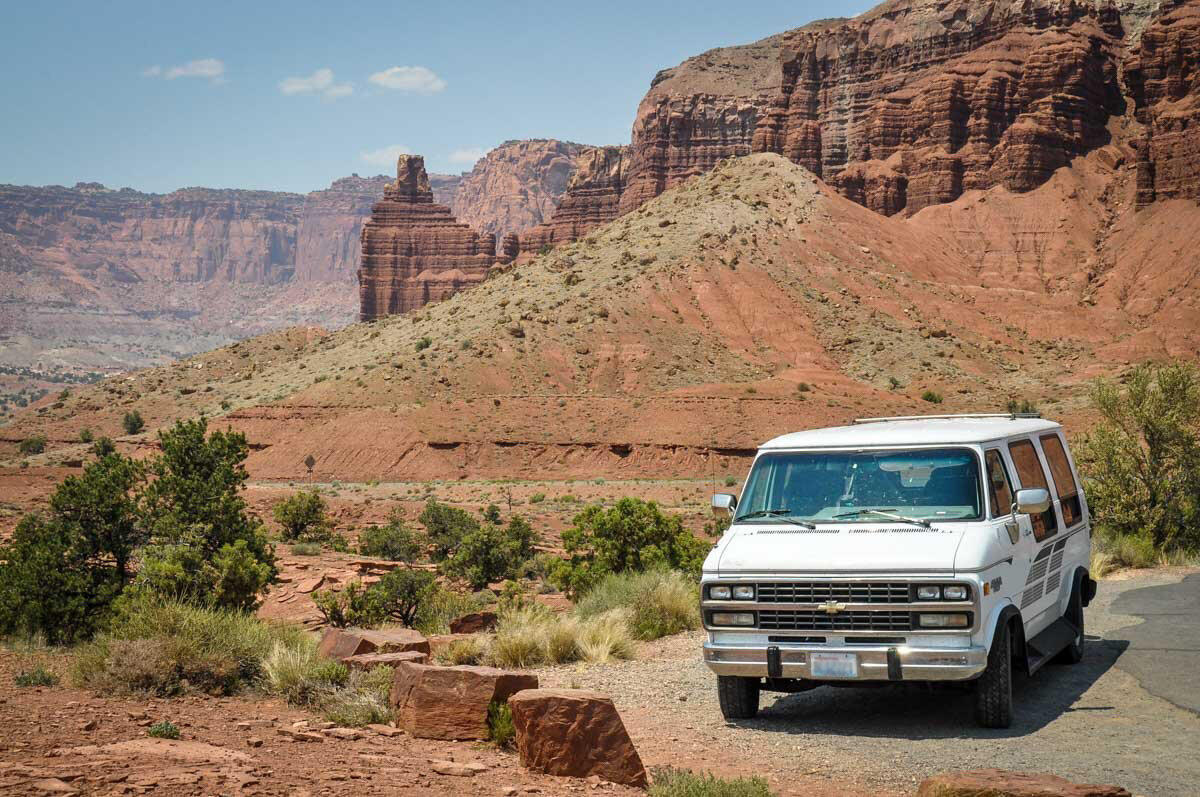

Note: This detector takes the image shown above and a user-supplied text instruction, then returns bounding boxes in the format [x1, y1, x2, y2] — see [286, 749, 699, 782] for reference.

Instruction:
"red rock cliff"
[516, 146, 629, 255]
[357, 155, 498, 321]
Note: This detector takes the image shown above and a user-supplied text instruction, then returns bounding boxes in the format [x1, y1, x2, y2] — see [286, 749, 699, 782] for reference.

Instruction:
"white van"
[702, 414, 1097, 728]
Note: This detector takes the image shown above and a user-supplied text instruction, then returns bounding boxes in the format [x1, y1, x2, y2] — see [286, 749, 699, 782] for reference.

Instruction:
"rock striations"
[357, 155, 501, 321]
[516, 146, 629, 255]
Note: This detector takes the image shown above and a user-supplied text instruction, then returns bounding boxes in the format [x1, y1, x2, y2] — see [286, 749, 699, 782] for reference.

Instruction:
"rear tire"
[974, 620, 1013, 728]
[1055, 581, 1085, 664]
[717, 675, 760, 720]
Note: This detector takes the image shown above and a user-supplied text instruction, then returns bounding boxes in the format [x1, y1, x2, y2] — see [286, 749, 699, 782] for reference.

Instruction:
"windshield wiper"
[737, 509, 816, 529]
[833, 508, 932, 528]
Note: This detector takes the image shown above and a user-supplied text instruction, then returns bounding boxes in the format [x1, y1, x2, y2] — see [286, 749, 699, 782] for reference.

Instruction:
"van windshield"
[734, 448, 982, 523]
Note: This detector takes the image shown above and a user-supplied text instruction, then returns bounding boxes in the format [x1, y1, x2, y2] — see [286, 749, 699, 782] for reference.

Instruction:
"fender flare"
[982, 600, 1022, 653]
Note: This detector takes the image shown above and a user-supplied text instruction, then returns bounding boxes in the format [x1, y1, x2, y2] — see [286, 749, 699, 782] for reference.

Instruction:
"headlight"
[918, 613, 969, 628]
[710, 612, 756, 627]
[943, 585, 968, 601]
[916, 585, 942, 600]
[732, 585, 755, 600]
[708, 585, 732, 600]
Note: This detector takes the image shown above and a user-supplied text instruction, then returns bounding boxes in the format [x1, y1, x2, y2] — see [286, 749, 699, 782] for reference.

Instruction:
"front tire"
[1055, 581, 1085, 664]
[974, 620, 1013, 728]
[717, 675, 760, 720]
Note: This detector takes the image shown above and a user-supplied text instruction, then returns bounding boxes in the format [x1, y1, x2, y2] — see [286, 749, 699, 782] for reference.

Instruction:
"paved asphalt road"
[1110, 572, 1200, 714]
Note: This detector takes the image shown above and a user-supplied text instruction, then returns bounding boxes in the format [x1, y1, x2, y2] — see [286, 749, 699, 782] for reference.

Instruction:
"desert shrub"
[371, 569, 437, 627]
[551, 498, 710, 598]
[79, 428, 94, 444]
[488, 605, 634, 668]
[147, 721, 180, 739]
[290, 542, 321, 556]
[442, 515, 538, 589]
[320, 678, 392, 726]
[263, 638, 348, 706]
[520, 552, 560, 582]
[1006, 398, 1038, 414]
[649, 768, 775, 797]
[412, 586, 488, 636]
[133, 419, 276, 611]
[313, 581, 384, 629]
[487, 700, 515, 749]
[14, 666, 59, 687]
[74, 596, 308, 696]
[91, 437, 116, 457]
[723, 475, 737, 487]
[415, 336, 432, 351]
[574, 569, 699, 640]
[273, 490, 332, 543]
[418, 499, 479, 560]
[1076, 361, 1200, 553]
[575, 609, 636, 663]
[435, 635, 489, 666]
[358, 511, 425, 561]
[529, 492, 546, 504]
[122, 410, 145, 435]
[1090, 529, 1161, 577]
[703, 514, 732, 538]
[921, 390, 944, 404]
[19, 435, 47, 455]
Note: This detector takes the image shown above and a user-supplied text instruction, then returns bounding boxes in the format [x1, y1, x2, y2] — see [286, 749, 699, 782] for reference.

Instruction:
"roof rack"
[852, 412, 1043, 424]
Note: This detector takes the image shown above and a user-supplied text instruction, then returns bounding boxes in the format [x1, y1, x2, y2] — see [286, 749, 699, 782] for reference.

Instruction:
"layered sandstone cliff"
[450, 140, 587, 242]
[516, 146, 629, 254]
[357, 155, 498, 321]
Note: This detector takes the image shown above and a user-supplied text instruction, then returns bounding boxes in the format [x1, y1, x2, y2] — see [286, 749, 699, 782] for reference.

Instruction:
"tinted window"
[1008, 439, 1058, 541]
[1040, 433, 1082, 527]
[985, 449, 1014, 518]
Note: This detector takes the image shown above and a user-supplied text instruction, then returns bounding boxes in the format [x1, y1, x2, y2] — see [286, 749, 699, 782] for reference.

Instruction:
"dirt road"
[540, 568, 1200, 797]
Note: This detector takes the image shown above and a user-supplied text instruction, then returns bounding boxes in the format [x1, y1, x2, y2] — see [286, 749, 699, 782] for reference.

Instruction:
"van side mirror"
[1013, 487, 1051, 516]
[712, 493, 738, 517]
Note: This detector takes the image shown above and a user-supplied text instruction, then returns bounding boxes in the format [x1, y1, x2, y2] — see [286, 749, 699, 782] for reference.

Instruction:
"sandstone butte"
[357, 155, 510, 321]
[506, 0, 1200, 254]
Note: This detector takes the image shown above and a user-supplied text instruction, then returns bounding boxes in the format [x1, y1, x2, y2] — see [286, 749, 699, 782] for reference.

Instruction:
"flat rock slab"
[917, 770, 1132, 797]
[343, 650, 428, 670]
[389, 662, 537, 740]
[508, 688, 647, 788]
[64, 739, 251, 764]
[317, 627, 431, 661]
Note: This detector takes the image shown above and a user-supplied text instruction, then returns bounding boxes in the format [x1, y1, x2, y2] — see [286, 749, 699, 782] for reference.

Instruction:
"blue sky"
[1, 1, 872, 194]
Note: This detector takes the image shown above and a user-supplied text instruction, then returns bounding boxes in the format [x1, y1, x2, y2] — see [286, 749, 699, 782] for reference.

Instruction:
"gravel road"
[539, 568, 1200, 797]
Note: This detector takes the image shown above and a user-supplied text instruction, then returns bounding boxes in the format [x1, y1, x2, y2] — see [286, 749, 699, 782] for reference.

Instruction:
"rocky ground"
[2, 567, 1194, 797]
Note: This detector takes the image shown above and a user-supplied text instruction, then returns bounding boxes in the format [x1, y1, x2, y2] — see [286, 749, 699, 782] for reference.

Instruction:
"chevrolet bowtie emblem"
[821, 600, 845, 615]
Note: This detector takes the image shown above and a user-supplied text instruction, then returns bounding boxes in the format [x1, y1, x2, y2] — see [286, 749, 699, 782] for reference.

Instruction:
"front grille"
[757, 609, 912, 632]
[756, 581, 910, 604]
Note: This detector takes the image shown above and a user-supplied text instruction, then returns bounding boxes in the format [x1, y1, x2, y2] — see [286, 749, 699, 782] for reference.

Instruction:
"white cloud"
[141, 65, 162, 77]
[279, 67, 353, 99]
[449, 147, 486, 165]
[164, 58, 225, 81]
[367, 65, 446, 94]
[360, 144, 410, 167]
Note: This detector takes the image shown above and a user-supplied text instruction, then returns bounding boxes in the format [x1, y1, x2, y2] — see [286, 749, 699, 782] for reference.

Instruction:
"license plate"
[810, 652, 858, 678]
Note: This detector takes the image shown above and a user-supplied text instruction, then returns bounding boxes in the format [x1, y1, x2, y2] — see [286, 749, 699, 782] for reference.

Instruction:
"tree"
[418, 499, 479, 561]
[272, 490, 332, 542]
[552, 498, 711, 598]
[134, 419, 275, 610]
[442, 515, 538, 590]
[1076, 361, 1200, 551]
[371, 569, 436, 627]
[122, 410, 145, 435]
[359, 510, 425, 561]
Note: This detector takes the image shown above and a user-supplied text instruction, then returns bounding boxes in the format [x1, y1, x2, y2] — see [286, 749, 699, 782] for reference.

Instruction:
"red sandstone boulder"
[316, 627, 430, 662]
[389, 662, 538, 740]
[342, 650, 428, 671]
[917, 770, 1132, 797]
[507, 688, 647, 788]
[449, 611, 498, 634]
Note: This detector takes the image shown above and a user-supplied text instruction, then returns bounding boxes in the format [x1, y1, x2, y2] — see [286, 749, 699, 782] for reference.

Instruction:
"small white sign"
[810, 652, 858, 678]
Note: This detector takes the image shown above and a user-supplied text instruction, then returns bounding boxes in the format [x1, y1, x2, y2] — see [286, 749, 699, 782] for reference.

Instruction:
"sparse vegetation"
[14, 666, 59, 687]
[1006, 398, 1038, 414]
[442, 514, 538, 590]
[921, 390, 944, 404]
[488, 605, 634, 668]
[147, 720, 180, 739]
[436, 635, 489, 665]
[79, 428, 94, 443]
[318, 665, 392, 726]
[529, 492, 546, 504]
[358, 510, 425, 561]
[273, 490, 333, 543]
[1077, 360, 1200, 559]
[649, 768, 775, 797]
[415, 336, 432, 351]
[18, 435, 46, 455]
[418, 499, 478, 561]
[487, 700, 515, 749]
[122, 410, 145, 435]
[289, 541, 321, 556]
[262, 637, 348, 705]
[574, 569, 700, 641]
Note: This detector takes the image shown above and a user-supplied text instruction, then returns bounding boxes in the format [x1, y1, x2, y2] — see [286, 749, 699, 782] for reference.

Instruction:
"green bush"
[358, 511, 425, 561]
[79, 428, 94, 444]
[19, 435, 47, 455]
[415, 336, 432, 351]
[1006, 398, 1038, 414]
[921, 390, 944, 404]
[551, 498, 710, 598]
[290, 542, 321, 556]
[1091, 528, 1161, 576]
[1076, 361, 1200, 553]
[147, 721, 180, 739]
[91, 437, 116, 457]
[320, 665, 393, 726]
[488, 605, 634, 668]
[122, 410, 145, 435]
[273, 490, 332, 543]
[649, 768, 775, 797]
[436, 636, 489, 665]
[312, 581, 383, 629]
[529, 493, 546, 504]
[372, 569, 438, 627]
[14, 666, 59, 687]
[263, 638, 348, 706]
[487, 700, 515, 748]
[74, 596, 308, 696]
[574, 569, 700, 640]
[418, 499, 478, 560]
[413, 586, 489, 636]
[442, 515, 538, 590]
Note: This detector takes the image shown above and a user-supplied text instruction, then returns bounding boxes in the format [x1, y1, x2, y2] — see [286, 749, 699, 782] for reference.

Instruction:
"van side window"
[1040, 433, 1082, 528]
[1007, 439, 1058, 541]
[984, 449, 1014, 518]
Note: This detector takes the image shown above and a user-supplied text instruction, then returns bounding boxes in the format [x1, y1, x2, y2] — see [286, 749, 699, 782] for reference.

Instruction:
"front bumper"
[702, 641, 988, 682]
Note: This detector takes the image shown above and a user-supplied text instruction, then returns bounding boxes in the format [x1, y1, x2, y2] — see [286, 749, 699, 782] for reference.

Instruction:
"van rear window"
[1040, 433, 1082, 527]
[1008, 439, 1058, 541]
